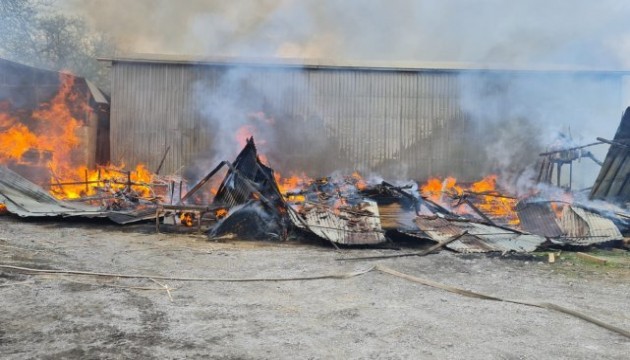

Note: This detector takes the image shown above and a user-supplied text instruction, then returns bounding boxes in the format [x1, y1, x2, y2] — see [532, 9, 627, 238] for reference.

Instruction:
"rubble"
[0, 165, 156, 224]
[1, 131, 630, 254]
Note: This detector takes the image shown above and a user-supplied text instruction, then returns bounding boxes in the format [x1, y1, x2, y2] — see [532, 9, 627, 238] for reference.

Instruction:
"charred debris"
[5, 109, 630, 253]
[184, 138, 625, 253]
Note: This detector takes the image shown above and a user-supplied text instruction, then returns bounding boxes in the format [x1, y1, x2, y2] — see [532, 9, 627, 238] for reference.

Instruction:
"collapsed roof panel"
[0, 166, 156, 224]
[289, 200, 386, 245]
[415, 215, 546, 253]
[516, 201, 564, 238]
[207, 138, 289, 240]
[555, 206, 623, 246]
[214, 138, 284, 209]
[0, 165, 104, 217]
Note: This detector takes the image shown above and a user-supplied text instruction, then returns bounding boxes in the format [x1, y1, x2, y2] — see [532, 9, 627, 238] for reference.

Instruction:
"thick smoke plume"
[60, 0, 630, 68]
[59, 0, 630, 185]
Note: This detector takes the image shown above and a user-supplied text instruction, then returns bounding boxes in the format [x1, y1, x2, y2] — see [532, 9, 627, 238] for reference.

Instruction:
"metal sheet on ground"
[290, 200, 386, 245]
[415, 215, 545, 253]
[0, 166, 156, 224]
[557, 206, 623, 246]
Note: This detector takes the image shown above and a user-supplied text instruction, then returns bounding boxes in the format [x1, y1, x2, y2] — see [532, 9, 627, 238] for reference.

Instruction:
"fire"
[421, 176, 462, 203]
[0, 203, 7, 214]
[180, 212, 195, 227]
[0, 73, 156, 204]
[49, 163, 155, 200]
[0, 74, 84, 174]
[274, 172, 311, 202]
[215, 208, 228, 219]
[550, 202, 566, 219]
[420, 175, 519, 225]
[351, 171, 367, 190]
[469, 175, 519, 225]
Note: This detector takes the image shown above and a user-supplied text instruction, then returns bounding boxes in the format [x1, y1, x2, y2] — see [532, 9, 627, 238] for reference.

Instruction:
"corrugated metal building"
[103, 55, 629, 180]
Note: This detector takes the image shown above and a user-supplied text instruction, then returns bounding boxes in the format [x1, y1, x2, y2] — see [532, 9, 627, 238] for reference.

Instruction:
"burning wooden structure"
[0, 58, 110, 184]
[152, 137, 623, 251]
[0, 122, 628, 253]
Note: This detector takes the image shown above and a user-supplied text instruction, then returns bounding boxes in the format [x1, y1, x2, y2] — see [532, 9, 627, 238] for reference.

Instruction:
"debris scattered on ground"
[2, 133, 630, 255]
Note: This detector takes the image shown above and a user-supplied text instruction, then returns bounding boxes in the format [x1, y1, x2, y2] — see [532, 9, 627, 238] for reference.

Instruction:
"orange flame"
[550, 202, 565, 219]
[49, 163, 154, 200]
[469, 175, 519, 225]
[215, 208, 228, 219]
[274, 172, 312, 202]
[180, 212, 195, 227]
[0, 73, 156, 202]
[421, 176, 462, 203]
[351, 171, 367, 190]
[420, 175, 519, 225]
[0, 203, 7, 214]
[0, 74, 83, 169]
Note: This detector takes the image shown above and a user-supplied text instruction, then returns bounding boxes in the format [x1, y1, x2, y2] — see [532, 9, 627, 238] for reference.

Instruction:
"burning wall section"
[0, 59, 110, 189]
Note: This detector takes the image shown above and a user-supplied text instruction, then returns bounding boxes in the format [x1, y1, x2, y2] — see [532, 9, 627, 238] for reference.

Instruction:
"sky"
[59, 0, 630, 69]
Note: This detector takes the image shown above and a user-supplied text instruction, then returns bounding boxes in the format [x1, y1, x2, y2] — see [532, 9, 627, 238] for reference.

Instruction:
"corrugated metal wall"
[110, 62, 623, 180]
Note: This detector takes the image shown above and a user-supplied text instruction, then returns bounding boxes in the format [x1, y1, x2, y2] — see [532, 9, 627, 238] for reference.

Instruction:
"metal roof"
[85, 80, 109, 105]
[0, 165, 103, 217]
[556, 205, 623, 246]
[289, 200, 386, 246]
[516, 201, 564, 238]
[414, 215, 546, 253]
[0, 57, 109, 105]
[0, 166, 154, 224]
[99, 54, 630, 75]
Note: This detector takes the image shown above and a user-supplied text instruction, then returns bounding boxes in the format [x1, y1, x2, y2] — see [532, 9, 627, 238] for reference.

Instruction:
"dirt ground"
[1, 214, 629, 360]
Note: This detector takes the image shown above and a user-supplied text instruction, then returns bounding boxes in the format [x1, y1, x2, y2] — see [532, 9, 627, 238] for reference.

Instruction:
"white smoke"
[56, 0, 630, 186]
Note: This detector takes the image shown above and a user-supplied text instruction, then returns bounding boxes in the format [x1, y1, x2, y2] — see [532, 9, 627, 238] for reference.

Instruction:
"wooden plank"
[608, 155, 630, 196]
[593, 152, 627, 199]
[576, 252, 608, 265]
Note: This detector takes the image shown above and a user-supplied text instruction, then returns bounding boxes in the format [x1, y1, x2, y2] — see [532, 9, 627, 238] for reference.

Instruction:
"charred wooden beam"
[179, 161, 230, 203]
[155, 146, 171, 175]
[596, 137, 630, 150]
[539, 141, 603, 156]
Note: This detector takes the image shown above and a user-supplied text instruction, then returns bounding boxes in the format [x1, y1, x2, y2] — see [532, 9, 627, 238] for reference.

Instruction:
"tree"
[0, 0, 43, 62]
[0, 0, 116, 91]
[37, 14, 116, 91]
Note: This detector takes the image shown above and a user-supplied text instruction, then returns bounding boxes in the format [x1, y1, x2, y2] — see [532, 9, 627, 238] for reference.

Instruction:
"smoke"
[58, 0, 630, 67]
[57, 0, 630, 185]
[458, 72, 623, 186]
[190, 66, 344, 178]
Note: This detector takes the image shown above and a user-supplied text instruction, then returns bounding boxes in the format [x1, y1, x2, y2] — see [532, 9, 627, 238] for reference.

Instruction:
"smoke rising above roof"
[61, 0, 630, 70]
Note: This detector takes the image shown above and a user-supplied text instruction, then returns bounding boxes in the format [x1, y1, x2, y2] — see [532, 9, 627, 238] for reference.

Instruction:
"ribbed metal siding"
[110, 63, 622, 179]
[111, 63, 213, 173]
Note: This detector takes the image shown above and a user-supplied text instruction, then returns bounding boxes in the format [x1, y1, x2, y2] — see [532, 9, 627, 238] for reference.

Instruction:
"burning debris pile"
[0, 70, 175, 223]
[1, 132, 629, 253]
[158, 136, 626, 253]
[2, 83, 630, 255]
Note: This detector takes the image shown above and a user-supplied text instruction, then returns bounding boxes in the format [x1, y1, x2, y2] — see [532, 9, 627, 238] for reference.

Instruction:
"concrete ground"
[1, 215, 629, 359]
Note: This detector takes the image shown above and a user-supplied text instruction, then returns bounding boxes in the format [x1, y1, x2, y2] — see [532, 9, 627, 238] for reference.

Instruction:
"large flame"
[0, 74, 83, 169]
[275, 171, 312, 202]
[0, 73, 155, 202]
[49, 163, 155, 200]
[420, 175, 519, 225]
